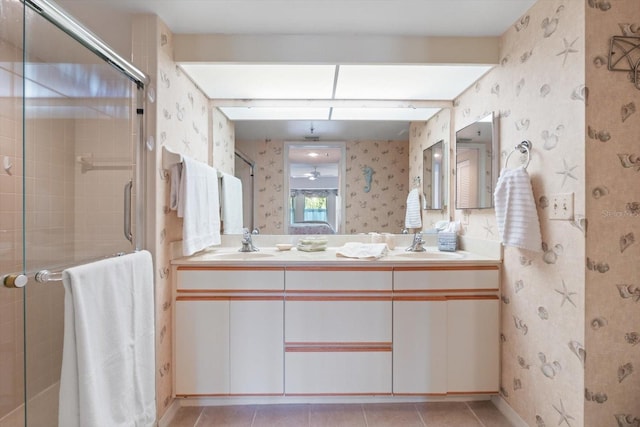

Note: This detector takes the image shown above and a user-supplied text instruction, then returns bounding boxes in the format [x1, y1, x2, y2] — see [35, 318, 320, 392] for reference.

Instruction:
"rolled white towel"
[405, 188, 422, 229]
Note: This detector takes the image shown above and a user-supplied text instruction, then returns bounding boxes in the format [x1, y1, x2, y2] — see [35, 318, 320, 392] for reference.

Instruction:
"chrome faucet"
[406, 232, 426, 252]
[239, 228, 258, 252]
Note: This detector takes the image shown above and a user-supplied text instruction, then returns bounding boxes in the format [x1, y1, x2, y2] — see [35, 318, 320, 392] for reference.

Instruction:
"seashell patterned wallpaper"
[451, 0, 587, 425]
[444, 0, 639, 425]
[584, 1, 640, 426]
[409, 109, 452, 228]
[236, 139, 409, 235]
[133, 16, 235, 418]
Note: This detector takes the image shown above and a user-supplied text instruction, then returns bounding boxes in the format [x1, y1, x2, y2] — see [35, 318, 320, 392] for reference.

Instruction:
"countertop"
[171, 245, 501, 268]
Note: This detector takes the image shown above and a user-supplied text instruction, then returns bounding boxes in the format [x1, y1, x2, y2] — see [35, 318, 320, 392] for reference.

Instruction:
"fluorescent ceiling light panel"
[220, 107, 330, 120]
[335, 65, 493, 100]
[331, 107, 441, 121]
[179, 64, 336, 99]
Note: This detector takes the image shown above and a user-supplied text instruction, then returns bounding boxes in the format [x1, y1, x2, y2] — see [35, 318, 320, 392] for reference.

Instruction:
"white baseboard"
[491, 395, 528, 427]
[157, 399, 181, 427]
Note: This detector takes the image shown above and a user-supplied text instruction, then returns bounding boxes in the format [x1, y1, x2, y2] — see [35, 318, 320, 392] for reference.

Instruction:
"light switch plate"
[550, 193, 574, 220]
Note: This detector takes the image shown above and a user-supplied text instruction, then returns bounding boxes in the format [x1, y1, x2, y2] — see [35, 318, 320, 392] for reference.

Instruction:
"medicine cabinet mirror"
[423, 140, 446, 210]
[455, 112, 498, 209]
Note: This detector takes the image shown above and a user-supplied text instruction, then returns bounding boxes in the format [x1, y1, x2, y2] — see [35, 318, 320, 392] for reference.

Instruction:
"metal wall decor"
[608, 36, 640, 90]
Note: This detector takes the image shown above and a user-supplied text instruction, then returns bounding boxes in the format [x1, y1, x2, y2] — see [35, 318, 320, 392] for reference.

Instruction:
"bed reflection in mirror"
[285, 142, 346, 234]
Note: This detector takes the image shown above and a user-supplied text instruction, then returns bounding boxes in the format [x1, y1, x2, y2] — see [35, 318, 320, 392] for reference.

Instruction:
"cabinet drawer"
[285, 299, 392, 342]
[286, 268, 392, 291]
[285, 351, 392, 394]
[393, 266, 499, 291]
[177, 267, 285, 291]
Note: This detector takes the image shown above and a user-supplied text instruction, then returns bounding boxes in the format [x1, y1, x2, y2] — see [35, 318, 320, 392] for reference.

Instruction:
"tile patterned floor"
[167, 401, 514, 427]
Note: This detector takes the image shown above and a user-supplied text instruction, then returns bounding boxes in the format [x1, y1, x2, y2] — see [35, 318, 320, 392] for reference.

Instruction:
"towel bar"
[504, 140, 532, 170]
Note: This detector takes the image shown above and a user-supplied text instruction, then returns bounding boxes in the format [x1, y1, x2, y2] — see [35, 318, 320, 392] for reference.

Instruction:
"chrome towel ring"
[504, 140, 532, 170]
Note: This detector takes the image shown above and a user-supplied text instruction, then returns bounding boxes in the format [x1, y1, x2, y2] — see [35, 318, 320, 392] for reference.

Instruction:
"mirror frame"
[454, 112, 499, 210]
[423, 139, 446, 210]
[283, 141, 347, 234]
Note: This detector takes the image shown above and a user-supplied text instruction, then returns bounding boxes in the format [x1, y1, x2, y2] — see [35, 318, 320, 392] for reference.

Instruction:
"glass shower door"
[11, 2, 142, 426]
[0, 0, 26, 425]
[1, 0, 145, 424]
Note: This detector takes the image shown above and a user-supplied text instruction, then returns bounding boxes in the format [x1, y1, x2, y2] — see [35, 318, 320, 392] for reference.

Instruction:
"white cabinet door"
[175, 300, 229, 396]
[446, 298, 500, 393]
[230, 300, 284, 394]
[393, 299, 447, 394]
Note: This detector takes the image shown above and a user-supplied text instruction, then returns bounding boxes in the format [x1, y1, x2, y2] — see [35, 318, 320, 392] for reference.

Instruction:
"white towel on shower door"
[59, 250, 156, 427]
[493, 166, 543, 252]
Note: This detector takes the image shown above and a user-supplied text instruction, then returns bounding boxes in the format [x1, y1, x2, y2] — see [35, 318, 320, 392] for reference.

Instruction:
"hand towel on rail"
[405, 188, 423, 229]
[493, 166, 542, 252]
[59, 251, 156, 427]
[220, 172, 244, 234]
[178, 156, 221, 256]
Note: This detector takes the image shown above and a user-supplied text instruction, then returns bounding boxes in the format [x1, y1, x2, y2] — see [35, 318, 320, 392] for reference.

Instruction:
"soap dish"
[276, 243, 293, 251]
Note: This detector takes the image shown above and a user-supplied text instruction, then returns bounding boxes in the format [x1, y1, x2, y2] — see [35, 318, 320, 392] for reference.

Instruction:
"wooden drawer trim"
[177, 266, 284, 271]
[176, 295, 284, 301]
[393, 265, 499, 272]
[393, 288, 498, 294]
[285, 392, 393, 396]
[445, 295, 499, 301]
[393, 295, 499, 301]
[393, 296, 448, 302]
[285, 295, 392, 301]
[286, 266, 393, 272]
[177, 289, 284, 294]
[285, 342, 392, 352]
[447, 390, 498, 395]
[285, 289, 394, 295]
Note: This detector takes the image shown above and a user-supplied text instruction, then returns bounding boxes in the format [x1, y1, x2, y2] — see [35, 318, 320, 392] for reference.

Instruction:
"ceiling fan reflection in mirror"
[305, 166, 320, 180]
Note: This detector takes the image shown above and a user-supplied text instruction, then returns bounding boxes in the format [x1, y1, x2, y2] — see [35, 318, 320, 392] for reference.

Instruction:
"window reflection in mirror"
[423, 140, 446, 210]
[284, 142, 346, 234]
[455, 113, 498, 209]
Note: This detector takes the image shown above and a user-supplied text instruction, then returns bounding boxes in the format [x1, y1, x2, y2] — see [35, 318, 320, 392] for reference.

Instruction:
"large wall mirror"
[284, 142, 346, 235]
[423, 140, 446, 210]
[455, 112, 498, 209]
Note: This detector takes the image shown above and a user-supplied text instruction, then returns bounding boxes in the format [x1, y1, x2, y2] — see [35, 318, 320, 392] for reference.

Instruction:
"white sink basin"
[210, 252, 276, 260]
[393, 251, 464, 259]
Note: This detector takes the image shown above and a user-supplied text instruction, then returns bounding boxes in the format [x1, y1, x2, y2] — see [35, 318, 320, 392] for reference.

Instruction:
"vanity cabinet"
[284, 267, 393, 394]
[173, 262, 500, 399]
[393, 266, 500, 395]
[174, 267, 285, 396]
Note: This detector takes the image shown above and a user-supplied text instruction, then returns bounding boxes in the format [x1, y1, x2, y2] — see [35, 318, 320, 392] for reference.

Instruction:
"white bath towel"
[405, 188, 423, 229]
[178, 156, 221, 256]
[493, 166, 542, 252]
[169, 162, 182, 211]
[59, 251, 156, 427]
[220, 172, 244, 234]
[336, 242, 389, 260]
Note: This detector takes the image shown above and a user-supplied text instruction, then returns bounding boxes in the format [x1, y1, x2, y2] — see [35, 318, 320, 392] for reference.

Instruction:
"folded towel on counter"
[59, 251, 156, 427]
[178, 156, 221, 256]
[336, 242, 388, 260]
[405, 188, 423, 229]
[493, 166, 542, 252]
[220, 172, 244, 234]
